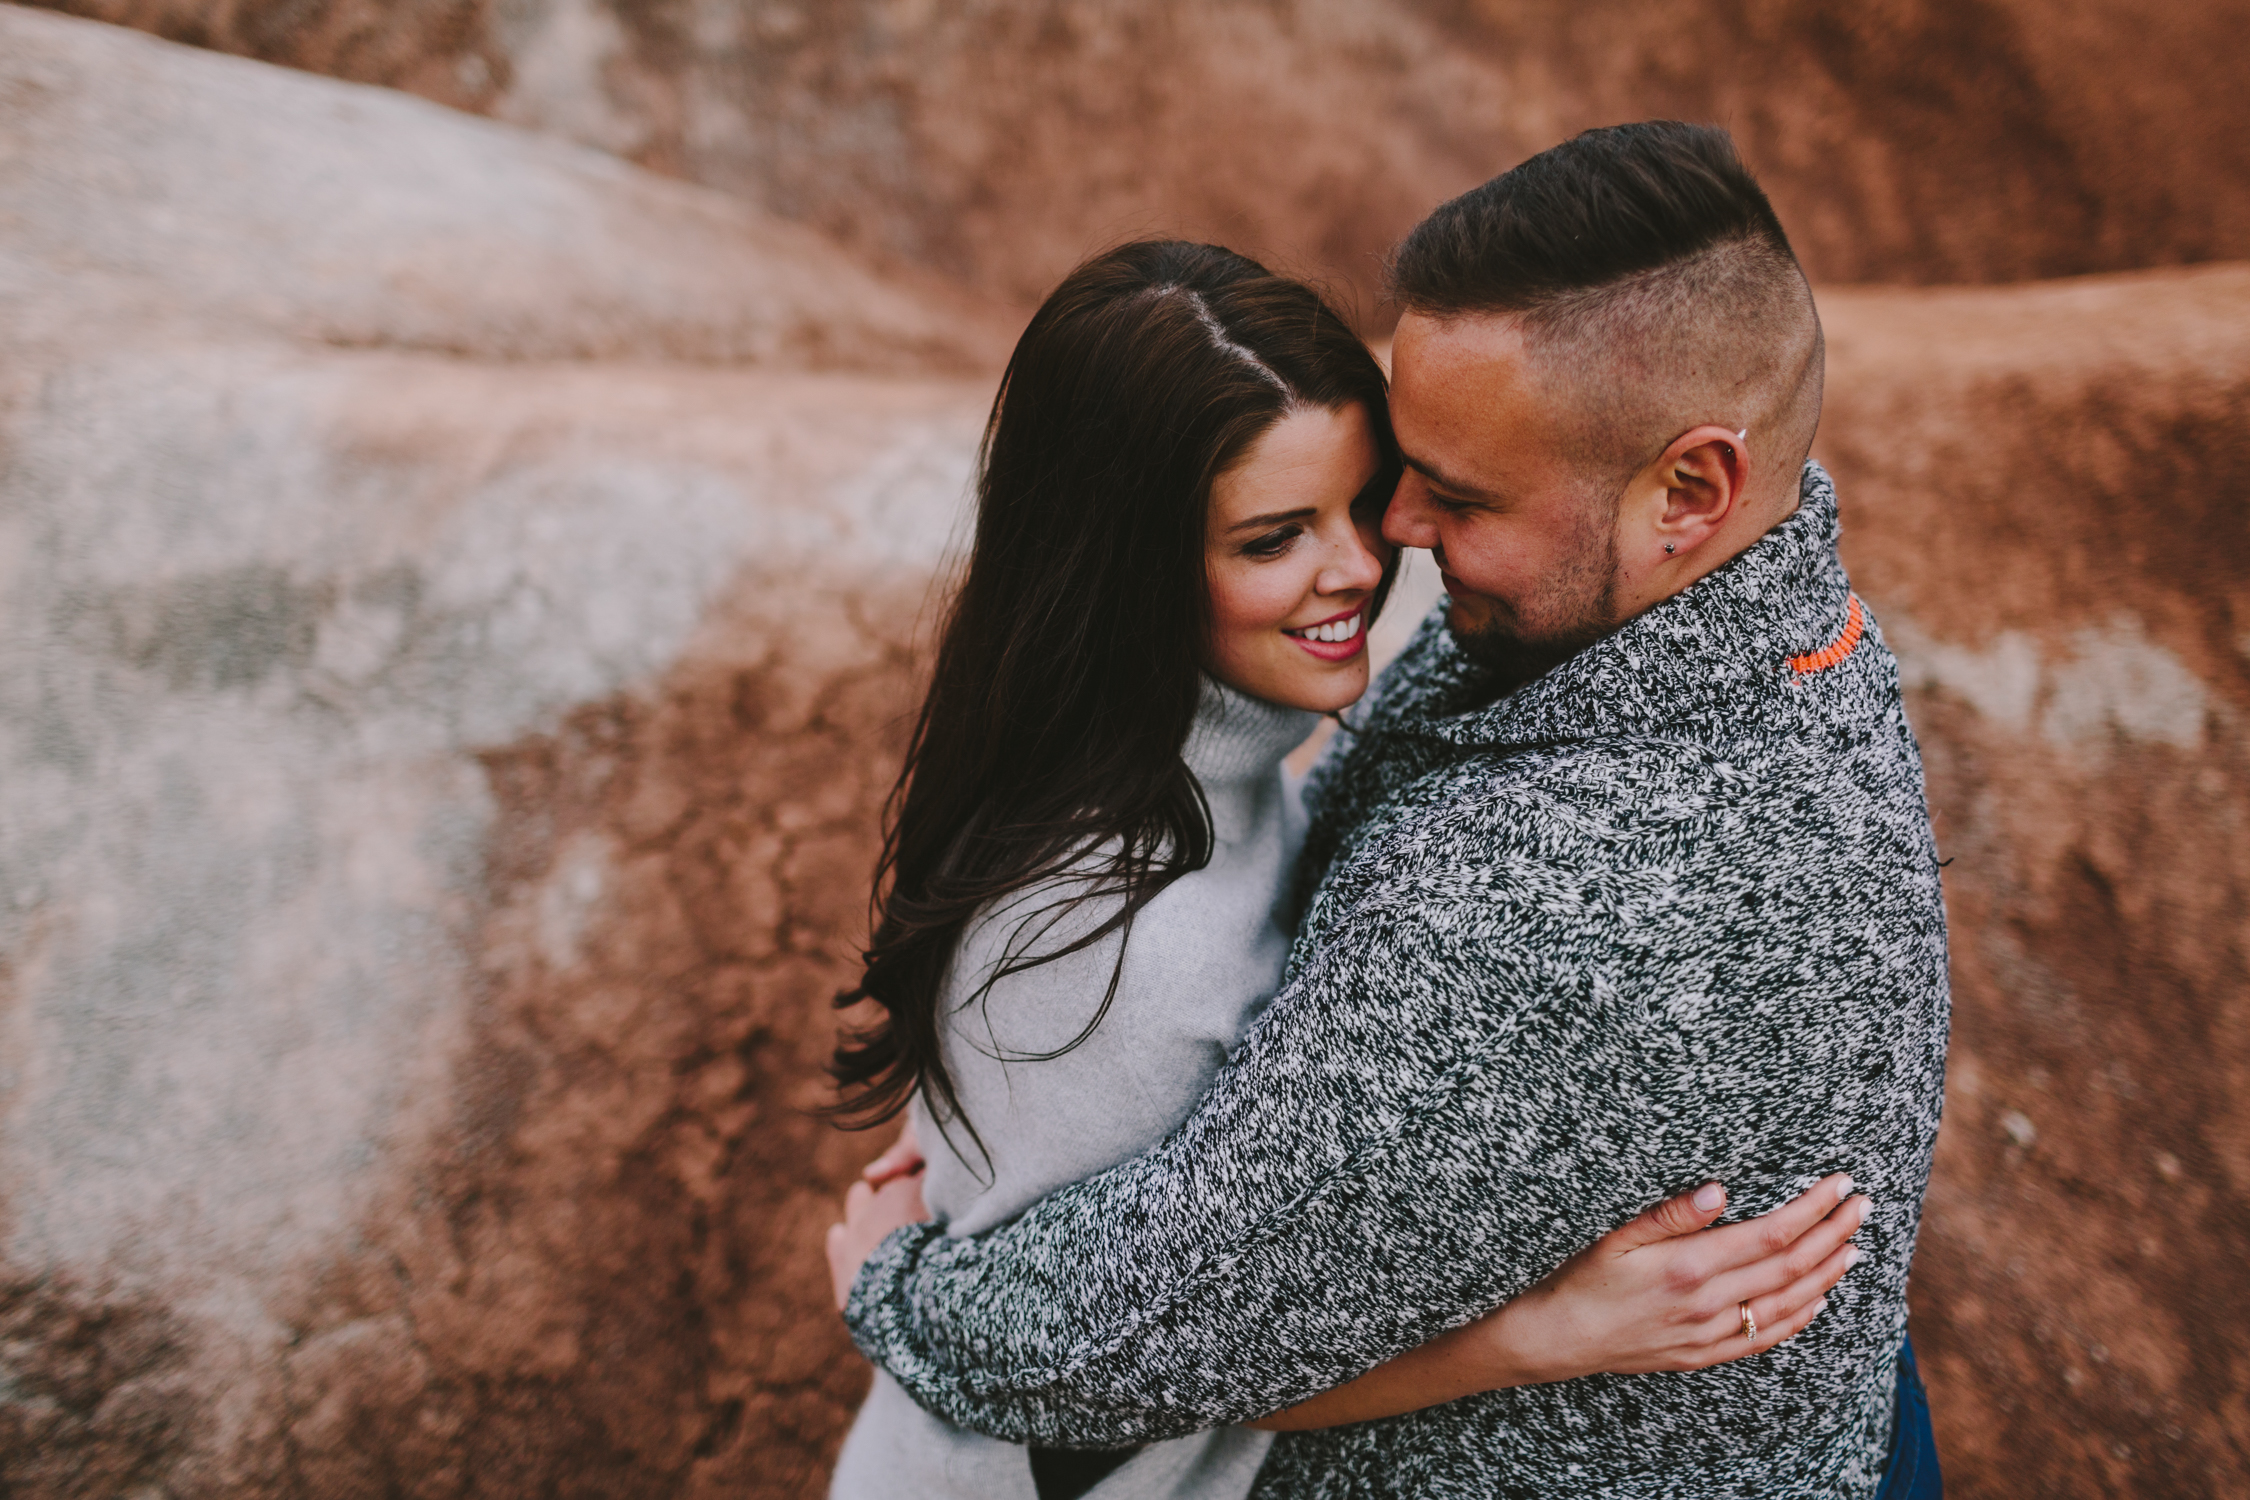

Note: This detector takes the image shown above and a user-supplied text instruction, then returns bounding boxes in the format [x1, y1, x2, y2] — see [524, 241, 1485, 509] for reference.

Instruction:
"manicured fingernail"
[1836, 1176, 1854, 1201]
[1694, 1183, 1726, 1211]
[1816, 1295, 1830, 1313]
[1845, 1246, 1863, 1268]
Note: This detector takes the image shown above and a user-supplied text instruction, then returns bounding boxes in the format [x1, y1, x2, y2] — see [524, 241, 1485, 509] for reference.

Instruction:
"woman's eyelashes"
[1240, 523, 1303, 558]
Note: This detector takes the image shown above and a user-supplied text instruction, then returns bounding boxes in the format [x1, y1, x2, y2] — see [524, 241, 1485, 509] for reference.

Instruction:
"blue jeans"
[1876, 1338, 1943, 1499]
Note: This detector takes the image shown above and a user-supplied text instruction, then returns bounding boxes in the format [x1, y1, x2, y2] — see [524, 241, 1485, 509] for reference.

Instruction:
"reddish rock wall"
[0, 10, 981, 1493]
[28, 0, 2250, 310]
[0, 358, 971, 1497]
[1818, 267, 2250, 1499]
[266, 517, 939, 1497]
[3, 7, 2247, 1500]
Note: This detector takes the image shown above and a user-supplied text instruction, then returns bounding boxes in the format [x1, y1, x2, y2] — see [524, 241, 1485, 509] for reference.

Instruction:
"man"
[845, 122, 1950, 1497]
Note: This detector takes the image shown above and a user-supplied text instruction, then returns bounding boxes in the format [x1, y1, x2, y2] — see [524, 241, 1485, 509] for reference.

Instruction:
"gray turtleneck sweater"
[829, 678, 1319, 1500]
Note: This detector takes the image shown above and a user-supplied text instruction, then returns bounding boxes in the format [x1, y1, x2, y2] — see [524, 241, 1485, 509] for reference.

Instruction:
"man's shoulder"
[1339, 721, 1926, 896]
[1367, 731, 1767, 831]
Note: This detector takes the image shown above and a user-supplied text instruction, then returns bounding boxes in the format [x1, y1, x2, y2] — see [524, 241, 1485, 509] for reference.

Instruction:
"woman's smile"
[1283, 604, 1367, 660]
[1202, 402, 1392, 712]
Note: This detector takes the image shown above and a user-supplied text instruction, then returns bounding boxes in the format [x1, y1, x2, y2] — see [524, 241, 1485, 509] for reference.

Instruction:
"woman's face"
[1203, 401, 1392, 713]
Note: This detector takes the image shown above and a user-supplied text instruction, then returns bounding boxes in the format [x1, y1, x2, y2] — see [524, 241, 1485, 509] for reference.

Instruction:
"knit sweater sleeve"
[843, 800, 1681, 1446]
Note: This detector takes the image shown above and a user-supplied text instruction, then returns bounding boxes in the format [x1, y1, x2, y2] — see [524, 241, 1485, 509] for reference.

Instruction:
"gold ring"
[1739, 1302, 1758, 1342]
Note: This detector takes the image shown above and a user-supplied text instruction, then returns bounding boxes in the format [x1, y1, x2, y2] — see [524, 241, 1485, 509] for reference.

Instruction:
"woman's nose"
[1318, 524, 1388, 596]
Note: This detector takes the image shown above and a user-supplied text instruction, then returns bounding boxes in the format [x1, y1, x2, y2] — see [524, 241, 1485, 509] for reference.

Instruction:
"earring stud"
[1665, 543, 1677, 554]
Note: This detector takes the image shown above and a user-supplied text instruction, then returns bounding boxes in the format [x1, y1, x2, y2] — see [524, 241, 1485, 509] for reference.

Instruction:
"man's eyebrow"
[1226, 506, 1317, 531]
[1401, 451, 1495, 501]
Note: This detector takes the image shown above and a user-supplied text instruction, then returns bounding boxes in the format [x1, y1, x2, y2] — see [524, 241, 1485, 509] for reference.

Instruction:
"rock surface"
[27, 0, 2250, 308]
[1816, 266, 2250, 1499]
[0, 8, 992, 1493]
[2, 6, 2246, 1499]
[0, 4, 1011, 370]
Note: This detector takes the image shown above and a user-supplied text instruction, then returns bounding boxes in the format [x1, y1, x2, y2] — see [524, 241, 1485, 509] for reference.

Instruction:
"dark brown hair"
[829, 241, 1397, 1147]
[1388, 121, 1797, 318]
[1390, 121, 1823, 490]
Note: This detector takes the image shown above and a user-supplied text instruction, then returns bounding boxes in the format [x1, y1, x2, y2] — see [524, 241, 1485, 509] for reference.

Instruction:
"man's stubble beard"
[1447, 501, 1622, 696]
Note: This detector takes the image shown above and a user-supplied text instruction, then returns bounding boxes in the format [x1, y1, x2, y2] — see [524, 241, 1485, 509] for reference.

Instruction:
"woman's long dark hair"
[829, 241, 1398, 1146]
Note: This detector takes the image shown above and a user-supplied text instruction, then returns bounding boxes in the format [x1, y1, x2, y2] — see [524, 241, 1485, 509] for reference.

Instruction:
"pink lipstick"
[1283, 604, 1367, 662]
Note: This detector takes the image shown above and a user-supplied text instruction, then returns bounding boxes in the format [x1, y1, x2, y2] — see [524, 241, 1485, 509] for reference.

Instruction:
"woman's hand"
[826, 1123, 932, 1310]
[1249, 1175, 1868, 1431]
[1482, 1173, 1869, 1384]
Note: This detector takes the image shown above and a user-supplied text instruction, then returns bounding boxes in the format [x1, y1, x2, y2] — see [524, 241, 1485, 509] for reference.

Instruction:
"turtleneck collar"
[1357, 460, 1872, 752]
[1182, 675, 1321, 786]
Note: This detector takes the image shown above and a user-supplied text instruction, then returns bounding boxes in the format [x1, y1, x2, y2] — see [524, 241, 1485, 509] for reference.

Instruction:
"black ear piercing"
[1665, 543, 1677, 554]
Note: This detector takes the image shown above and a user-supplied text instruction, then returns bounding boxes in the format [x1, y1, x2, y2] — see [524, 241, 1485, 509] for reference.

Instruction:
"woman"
[823, 241, 1866, 1500]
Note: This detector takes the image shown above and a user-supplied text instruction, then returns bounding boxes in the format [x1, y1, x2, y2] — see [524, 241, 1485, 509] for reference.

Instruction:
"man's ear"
[1646, 424, 1751, 556]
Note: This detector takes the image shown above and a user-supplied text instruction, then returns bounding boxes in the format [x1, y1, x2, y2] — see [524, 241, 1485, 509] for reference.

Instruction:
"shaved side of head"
[1390, 122, 1824, 516]
[1526, 238, 1823, 510]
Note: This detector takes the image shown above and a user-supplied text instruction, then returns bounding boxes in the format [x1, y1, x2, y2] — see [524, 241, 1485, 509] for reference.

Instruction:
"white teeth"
[1293, 614, 1362, 644]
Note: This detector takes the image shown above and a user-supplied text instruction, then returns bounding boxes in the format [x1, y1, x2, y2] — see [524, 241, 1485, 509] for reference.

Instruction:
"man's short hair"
[1389, 122, 1823, 496]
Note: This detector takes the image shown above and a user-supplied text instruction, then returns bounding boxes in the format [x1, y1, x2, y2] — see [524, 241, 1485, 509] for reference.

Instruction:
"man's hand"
[827, 1122, 932, 1311]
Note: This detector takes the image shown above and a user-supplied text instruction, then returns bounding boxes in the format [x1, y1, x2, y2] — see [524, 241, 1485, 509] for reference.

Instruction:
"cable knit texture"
[831, 678, 1315, 1500]
[848, 462, 1952, 1500]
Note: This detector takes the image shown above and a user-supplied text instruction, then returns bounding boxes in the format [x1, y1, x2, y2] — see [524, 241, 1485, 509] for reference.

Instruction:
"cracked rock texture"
[0, 9, 992, 1494]
[2, 5, 2246, 1499]
[1814, 267, 2250, 1498]
[24, 0, 2250, 310]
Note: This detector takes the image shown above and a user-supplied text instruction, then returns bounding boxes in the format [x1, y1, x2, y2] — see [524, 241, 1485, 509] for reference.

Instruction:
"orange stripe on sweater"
[1788, 593, 1864, 674]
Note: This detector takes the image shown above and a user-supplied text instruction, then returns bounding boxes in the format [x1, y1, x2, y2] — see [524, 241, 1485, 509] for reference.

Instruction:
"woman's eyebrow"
[1227, 506, 1317, 531]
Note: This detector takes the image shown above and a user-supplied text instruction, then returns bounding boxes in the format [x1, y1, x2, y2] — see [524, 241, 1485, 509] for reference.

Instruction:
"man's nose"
[1382, 472, 1439, 550]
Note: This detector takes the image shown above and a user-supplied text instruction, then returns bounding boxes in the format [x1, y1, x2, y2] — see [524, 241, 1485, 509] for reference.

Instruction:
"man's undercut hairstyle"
[1389, 121, 1824, 499]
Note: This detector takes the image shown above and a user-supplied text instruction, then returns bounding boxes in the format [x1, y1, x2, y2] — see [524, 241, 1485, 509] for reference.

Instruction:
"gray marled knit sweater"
[848, 462, 1951, 1499]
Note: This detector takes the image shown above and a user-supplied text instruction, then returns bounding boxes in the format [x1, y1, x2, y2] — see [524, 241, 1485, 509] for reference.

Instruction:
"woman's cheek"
[1199, 564, 1245, 669]
[1211, 602, 1274, 675]
[1203, 567, 1282, 675]
[1209, 562, 1277, 632]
